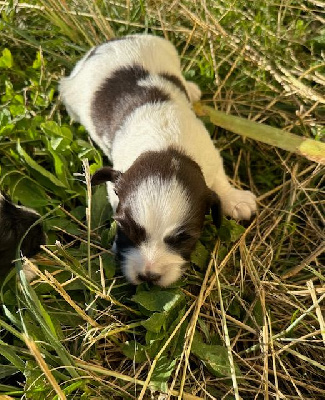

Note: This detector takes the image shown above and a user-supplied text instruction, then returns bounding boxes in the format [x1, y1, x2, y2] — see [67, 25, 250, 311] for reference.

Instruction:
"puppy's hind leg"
[185, 81, 202, 103]
[209, 149, 257, 220]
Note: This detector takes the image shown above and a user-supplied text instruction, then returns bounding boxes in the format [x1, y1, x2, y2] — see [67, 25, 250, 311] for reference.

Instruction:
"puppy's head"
[92, 148, 221, 287]
[0, 194, 46, 275]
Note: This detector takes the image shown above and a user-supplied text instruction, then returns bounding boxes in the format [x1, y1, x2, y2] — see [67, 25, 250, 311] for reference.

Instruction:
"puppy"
[60, 34, 256, 287]
[0, 192, 45, 278]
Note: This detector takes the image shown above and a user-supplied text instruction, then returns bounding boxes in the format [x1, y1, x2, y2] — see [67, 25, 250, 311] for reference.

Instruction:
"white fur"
[130, 176, 191, 233]
[119, 176, 191, 286]
[122, 246, 185, 287]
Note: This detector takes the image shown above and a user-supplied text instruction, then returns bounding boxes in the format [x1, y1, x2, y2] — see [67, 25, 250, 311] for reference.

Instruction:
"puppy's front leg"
[210, 149, 257, 220]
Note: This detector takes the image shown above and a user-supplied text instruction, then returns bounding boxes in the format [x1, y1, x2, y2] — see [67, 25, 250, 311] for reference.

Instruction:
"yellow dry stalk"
[25, 260, 100, 328]
[24, 335, 67, 400]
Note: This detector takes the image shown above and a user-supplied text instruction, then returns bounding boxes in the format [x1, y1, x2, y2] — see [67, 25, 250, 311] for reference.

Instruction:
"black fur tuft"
[0, 194, 46, 277]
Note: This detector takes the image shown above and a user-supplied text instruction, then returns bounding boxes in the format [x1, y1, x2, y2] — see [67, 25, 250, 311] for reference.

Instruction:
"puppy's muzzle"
[137, 271, 161, 283]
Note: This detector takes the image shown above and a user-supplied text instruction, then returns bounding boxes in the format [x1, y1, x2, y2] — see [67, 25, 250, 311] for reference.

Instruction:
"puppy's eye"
[164, 232, 193, 247]
[115, 219, 146, 246]
[116, 227, 133, 245]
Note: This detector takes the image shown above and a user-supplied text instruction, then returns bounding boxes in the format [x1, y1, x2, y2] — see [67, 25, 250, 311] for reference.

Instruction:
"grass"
[0, 0, 324, 398]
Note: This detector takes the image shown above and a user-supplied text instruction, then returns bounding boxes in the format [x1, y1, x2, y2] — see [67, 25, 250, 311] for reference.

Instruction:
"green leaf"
[32, 50, 46, 69]
[121, 340, 148, 363]
[312, 32, 325, 44]
[53, 381, 85, 399]
[0, 383, 22, 392]
[191, 240, 210, 269]
[168, 310, 188, 358]
[40, 121, 72, 141]
[101, 253, 116, 280]
[46, 217, 82, 236]
[46, 141, 71, 188]
[217, 219, 245, 242]
[49, 137, 69, 152]
[18, 274, 79, 379]
[91, 185, 112, 231]
[192, 334, 240, 378]
[100, 221, 117, 247]
[197, 317, 212, 342]
[24, 360, 50, 399]
[132, 287, 185, 313]
[145, 328, 166, 346]
[0, 341, 25, 372]
[142, 312, 166, 333]
[0, 108, 12, 130]
[252, 298, 264, 326]
[0, 48, 13, 68]
[0, 122, 14, 135]
[11, 176, 49, 208]
[227, 300, 242, 318]
[17, 140, 67, 188]
[150, 355, 176, 393]
[9, 104, 26, 117]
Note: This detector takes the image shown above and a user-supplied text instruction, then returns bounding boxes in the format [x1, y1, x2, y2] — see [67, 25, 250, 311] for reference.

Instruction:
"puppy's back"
[59, 35, 186, 153]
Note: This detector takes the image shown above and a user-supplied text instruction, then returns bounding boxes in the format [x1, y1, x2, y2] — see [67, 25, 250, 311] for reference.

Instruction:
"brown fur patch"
[91, 65, 170, 139]
[159, 72, 190, 100]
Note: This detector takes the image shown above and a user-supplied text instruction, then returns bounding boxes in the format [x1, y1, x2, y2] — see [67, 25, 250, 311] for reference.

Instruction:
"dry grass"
[0, 0, 324, 399]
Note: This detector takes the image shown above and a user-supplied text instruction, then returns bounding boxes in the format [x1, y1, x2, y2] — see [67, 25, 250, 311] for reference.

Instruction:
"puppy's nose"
[138, 271, 161, 283]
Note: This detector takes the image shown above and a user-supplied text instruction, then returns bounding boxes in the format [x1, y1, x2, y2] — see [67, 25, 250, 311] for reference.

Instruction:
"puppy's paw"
[221, 188, 257, 220]
[186, 81, 202, 103]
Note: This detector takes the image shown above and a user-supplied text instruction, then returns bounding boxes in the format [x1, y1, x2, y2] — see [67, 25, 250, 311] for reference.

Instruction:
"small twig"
[276, 329, 322, 353]
[83, 159, 92, 280]
[199, 310, 256, 334]
[307, 280, 325, 345]
[254, 364, 325, 395]
[178, 240, 220, 399]
[281, 242, 325, 279]
[267, 313, 281, 400]
[58, 205, 88, 232]
[244, 292, 325, 354]
[99, 255, 106, 296]
[215, 258, 240, 400]
[278, 344, 325, 372]
[261, 289, 269, 400]
[53, 227, 112, 254]
[76, 360, 204, 399]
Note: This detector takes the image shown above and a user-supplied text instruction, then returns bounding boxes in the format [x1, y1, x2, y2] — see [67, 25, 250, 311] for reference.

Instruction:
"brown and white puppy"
[60, 34, 256, 286]
[0, 192, 45, 278]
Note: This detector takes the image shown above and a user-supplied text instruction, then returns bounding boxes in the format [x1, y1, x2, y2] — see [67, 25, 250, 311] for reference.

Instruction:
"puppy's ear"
[21, 224, 46, 258]
[91, 167, 122, 186]
[207, 190, 222, 228]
